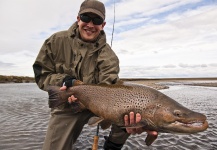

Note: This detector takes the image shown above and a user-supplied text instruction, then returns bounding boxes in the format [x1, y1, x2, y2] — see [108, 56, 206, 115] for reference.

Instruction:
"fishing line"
[111, 0, 116, 48]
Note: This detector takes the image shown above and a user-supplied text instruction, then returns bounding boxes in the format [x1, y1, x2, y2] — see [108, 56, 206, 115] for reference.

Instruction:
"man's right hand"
[60, 85, 67, 91]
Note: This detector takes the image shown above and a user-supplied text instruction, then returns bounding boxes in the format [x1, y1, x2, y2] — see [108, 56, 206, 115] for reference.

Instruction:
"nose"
[86, 20, 94, 27]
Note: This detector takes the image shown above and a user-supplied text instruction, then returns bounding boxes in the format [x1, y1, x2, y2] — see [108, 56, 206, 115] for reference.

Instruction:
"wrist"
[63, 76, 76, 88]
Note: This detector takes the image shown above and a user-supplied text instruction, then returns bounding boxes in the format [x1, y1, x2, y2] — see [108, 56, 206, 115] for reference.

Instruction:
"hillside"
[0, 75, 35, 83]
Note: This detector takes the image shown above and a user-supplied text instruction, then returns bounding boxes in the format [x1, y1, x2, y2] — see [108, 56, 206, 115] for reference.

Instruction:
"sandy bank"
[122, 78, 217, 90]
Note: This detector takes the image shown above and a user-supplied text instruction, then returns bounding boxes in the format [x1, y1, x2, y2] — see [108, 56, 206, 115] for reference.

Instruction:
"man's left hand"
[124, 112, 144, 134]
[124, 112, 158, 137]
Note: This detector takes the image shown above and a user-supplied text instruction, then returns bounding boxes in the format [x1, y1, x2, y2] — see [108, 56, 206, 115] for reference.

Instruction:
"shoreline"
[1, 75, 217, 90]
[123, 78, 217, 90]
[0, 75, 35, 83]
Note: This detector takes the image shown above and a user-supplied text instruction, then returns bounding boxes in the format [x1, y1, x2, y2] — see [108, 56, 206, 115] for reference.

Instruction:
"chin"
[83, 36, 97, 42]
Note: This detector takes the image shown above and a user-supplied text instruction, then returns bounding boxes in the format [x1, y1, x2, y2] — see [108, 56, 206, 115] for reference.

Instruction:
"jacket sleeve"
[33, 37, 69, 91]
[97, 44, 120, 84]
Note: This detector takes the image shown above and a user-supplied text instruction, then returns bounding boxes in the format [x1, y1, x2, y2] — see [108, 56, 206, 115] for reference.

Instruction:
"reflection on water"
[0, 83, 216, 150]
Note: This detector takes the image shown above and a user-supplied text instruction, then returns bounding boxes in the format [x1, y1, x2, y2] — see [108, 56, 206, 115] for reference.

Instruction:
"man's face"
[77, 13, 106, 42]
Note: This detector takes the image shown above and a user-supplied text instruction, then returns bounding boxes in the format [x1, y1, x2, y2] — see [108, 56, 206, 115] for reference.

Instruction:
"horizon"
[1, 74, 217, 80]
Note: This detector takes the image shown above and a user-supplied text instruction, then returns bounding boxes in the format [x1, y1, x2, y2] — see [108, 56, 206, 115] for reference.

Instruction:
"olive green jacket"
[33, 22, 119, 91]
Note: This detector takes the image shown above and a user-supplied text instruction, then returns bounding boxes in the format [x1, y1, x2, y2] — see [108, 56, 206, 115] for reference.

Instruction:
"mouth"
[169, 120, 208, 133]
[84, 28, 95, 35]
[173, 120, 205, 127]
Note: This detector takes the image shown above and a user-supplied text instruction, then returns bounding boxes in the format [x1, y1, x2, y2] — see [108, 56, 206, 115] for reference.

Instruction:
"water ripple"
[0, 83, 216, 150]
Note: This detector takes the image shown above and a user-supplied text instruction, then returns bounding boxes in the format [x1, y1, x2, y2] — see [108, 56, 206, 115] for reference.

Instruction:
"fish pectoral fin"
[145, 133, 158, 146]
[121, 122, 145, 129]
[100, 120, 112, 130]
[88, 116, 104, 126]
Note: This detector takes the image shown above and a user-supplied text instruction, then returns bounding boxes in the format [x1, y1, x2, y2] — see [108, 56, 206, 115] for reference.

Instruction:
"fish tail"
[47, 86, 66, 108]
[47, 86, 85, 113]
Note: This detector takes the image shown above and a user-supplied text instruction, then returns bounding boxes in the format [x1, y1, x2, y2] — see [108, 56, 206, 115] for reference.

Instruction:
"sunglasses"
[80, 14, 104, 25]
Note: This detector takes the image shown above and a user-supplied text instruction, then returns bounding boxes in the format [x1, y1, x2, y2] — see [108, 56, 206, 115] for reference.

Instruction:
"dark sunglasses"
[80, 14, 104, 25]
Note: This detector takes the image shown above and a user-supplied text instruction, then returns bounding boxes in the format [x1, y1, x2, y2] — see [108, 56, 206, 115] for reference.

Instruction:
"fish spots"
[145, 105, 157, 117]
[123, 105, 134, 110]
[156, 104, 162, 108]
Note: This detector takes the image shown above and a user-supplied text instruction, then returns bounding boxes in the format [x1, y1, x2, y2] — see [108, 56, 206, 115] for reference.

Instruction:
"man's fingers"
[136, 113, 141, 123]
[129, 112, 135, 124]
[145, 133, 158, 146]
[124, 115, 129, 126]
[146, 131, 158, 136]
[71, 95, 77, 101]
[60, 86, 67, 91]
[125, 113, 134, 134]
[68, 95, 77, 104]
[68, 97, 72, 103]
[124, 112, 158, 138]
[126, 112, 137, 134]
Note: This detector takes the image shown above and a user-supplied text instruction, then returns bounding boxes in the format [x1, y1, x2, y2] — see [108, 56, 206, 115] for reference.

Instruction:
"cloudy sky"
[0, 0, 217, 78]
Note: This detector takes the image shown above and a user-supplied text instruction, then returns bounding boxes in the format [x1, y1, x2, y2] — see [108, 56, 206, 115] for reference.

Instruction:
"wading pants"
[42, 106, 130, 150]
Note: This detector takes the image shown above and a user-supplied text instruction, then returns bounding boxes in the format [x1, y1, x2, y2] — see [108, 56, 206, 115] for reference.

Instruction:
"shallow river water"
[0, 83, 216, 150]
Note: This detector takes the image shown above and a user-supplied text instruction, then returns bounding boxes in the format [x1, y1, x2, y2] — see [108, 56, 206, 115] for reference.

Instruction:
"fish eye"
[174, 110, 182, 117]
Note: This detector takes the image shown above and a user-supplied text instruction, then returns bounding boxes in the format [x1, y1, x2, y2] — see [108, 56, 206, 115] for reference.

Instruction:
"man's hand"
[124, 112, 158, 145]
[60, 86, 77, 103]
[60, 85, 67, 91]
[124, 112, 143, 134]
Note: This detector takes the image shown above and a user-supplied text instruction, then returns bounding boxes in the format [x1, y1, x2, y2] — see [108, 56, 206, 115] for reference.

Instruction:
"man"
[33, 0, 157, 149]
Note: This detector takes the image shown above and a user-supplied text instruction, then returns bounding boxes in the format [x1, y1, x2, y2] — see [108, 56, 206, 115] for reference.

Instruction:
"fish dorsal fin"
[88, 116, 104, 126]
[73, 80, 84, 86]
[97, 80, 124, 86]
[100, 120, 112, 130]
[98, 83, 108, 86]
[116, 80, 124, 85]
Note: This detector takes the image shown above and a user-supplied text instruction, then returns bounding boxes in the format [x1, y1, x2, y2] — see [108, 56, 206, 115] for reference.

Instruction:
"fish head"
[153, 96, 208, 134]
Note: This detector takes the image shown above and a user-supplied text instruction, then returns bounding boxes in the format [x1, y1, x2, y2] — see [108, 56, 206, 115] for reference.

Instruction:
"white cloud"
[113, 4, 217, 65]
[0, 0, 80, 54]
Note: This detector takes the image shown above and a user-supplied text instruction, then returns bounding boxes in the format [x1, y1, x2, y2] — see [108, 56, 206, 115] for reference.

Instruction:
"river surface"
[0, 83, 216, 150]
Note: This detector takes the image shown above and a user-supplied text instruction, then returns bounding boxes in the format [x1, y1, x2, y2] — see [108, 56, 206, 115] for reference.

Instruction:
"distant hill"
[0, 75, 35, 83]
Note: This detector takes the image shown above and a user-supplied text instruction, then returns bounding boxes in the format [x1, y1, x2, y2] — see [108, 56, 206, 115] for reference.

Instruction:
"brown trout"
[48, 81, 208, 145]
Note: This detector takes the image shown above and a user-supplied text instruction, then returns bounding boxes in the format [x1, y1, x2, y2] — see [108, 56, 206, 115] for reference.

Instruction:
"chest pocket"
[81, 51, 99, 84]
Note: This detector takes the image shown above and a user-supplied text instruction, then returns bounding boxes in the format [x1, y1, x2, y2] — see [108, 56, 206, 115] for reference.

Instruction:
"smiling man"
[33, 0, 157, 149]
[78, 13, 106, 41]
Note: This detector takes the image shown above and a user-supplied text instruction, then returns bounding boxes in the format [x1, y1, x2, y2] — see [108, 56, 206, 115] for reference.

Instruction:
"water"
[0, 83, 216, 150]
[0, 83, 48, 150]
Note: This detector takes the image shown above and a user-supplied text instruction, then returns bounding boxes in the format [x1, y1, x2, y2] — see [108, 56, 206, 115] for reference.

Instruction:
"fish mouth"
[168, 120, 208, 133]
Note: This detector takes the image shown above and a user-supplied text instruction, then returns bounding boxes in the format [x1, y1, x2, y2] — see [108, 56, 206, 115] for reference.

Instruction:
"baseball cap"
[78, 0, 105, 20]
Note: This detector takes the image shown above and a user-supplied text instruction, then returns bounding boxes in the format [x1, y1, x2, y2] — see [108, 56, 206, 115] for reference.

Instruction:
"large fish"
[48, 81, 208, 146]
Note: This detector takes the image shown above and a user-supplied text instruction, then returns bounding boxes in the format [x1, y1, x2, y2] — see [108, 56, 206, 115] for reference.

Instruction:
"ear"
[101, 22, 106, 29]
[77, 16, 80, 22]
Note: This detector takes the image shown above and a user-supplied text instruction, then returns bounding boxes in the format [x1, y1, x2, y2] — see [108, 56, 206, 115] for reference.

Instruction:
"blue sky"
[0, 0, 217, 78]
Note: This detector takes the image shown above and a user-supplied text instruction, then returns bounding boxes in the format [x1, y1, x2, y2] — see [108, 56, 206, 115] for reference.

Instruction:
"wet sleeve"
[97, 45, 120, 84]
[32, 38, 69, 91]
